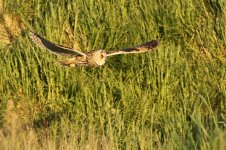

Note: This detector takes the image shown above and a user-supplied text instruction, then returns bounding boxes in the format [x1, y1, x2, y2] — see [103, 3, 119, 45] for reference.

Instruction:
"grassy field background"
[0, 0, 226, 149]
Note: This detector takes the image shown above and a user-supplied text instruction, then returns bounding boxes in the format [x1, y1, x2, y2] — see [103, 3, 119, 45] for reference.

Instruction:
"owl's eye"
[100, 54, 104, 59]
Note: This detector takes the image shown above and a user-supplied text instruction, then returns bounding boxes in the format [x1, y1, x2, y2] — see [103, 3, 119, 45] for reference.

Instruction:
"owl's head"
[93, 50, 107, 66]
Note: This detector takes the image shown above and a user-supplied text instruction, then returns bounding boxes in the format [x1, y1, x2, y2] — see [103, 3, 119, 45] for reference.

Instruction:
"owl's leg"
[57, 58, 87, 67]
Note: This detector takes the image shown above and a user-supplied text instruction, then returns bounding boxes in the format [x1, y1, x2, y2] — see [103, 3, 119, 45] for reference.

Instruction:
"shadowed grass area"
[0, 0, 225, 149]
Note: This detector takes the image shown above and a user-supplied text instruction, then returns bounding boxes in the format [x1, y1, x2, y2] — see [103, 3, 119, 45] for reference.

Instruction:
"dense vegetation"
[0, 0, 225, 149]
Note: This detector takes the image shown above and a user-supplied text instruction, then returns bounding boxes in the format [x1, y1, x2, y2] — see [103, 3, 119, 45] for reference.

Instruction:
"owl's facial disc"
[95, 50, 107, 65]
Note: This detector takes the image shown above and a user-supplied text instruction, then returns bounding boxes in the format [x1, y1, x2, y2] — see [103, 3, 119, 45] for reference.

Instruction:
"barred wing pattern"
[29, 32, 86, 57]
[106, 40, 159, 56]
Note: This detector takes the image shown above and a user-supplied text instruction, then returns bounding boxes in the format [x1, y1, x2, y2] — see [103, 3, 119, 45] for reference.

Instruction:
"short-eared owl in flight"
[29, 32, 159, 67]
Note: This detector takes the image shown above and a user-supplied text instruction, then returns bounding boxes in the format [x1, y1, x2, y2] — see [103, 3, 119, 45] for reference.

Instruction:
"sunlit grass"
[0, 0, 225, 149]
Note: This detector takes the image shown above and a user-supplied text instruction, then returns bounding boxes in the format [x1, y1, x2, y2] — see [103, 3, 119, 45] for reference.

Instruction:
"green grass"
[0, 0, 226, 149]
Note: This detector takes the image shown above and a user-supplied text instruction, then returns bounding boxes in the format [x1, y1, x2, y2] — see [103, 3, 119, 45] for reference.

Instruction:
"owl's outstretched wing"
[106, 40, 159, 57]
[29, 32, 86, 57]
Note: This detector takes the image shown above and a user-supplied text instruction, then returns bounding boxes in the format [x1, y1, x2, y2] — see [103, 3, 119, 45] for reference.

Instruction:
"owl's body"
[29, 32, 159, 67]
[58, 50, 106, 67]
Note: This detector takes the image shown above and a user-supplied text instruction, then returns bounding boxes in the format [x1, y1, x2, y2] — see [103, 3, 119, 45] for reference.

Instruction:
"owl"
[29, 32, 159, 67]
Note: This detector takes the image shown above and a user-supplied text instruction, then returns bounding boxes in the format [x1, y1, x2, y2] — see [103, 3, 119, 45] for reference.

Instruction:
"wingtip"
[29, 31, 38, 41]
[29, 31, 47, 49]
[141, 40, 159, 49]
[29, 31, 40, 40]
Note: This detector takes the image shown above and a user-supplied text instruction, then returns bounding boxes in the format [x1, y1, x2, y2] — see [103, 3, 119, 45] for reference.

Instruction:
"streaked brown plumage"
[29, 32, 159, 67]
